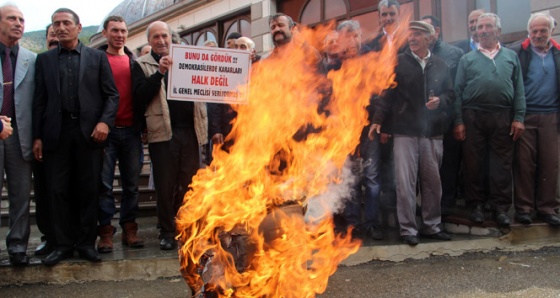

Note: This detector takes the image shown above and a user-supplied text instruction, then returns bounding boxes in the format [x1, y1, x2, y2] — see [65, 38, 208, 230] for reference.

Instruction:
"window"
[195, 31, 217, 46]
[300, 0, 348, 26]
[223, 19, 251, 46]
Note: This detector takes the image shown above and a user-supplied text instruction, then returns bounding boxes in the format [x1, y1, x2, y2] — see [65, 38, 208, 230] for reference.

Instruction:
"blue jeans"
[345, 130, 381, 228]
[98, 127, 142, 226]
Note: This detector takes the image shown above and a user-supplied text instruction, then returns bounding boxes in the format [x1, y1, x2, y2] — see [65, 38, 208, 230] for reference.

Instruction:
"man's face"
[226, 38, 237, 49]
[103, 21, 128, 51]
[476, 17, 500, 49]
[468, 11, 484, 39]
[140, 45, 151, 56]
[421, 18, 440, 41]
[529, 16, 552, 51]
[408, 29, 430, 55]
[46, 26, 59, 49]
[323, 31, 339, 57]
[270, 16, 293, 46]
[0, 6, 25, 44]
[235, 39, 255, 60]
[379, 5, 399, 32]
[52, 12, 82, 46]
[148, 22, 171, 56]
[338, 28, 361, 59]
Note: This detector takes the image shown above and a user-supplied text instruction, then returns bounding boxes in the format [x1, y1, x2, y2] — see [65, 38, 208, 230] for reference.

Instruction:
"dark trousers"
[440, 124, 462, 209]
[345, 129, 381, 229]
[33, 160, 50, 241]
[149, 127, 200, 239]
[462, 109, 513, 212]
[379, 138, 396, 215]
[98, 127, 142, 226]
[513, 112, 559, 215]
[1, 121, 32, 254]
[44, 118, 103, 252]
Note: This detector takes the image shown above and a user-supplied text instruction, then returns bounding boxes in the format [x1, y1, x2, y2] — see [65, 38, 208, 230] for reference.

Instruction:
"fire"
[177, 20, 407, 297]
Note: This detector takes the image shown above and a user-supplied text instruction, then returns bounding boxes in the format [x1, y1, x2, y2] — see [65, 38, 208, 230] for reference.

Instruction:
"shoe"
[420, 231, 452, 241]
[78, 248, 102, 263]
[514, 213, 532, 224]
[97, 224, 116, 253]
[538, 214, 560, 226]
[122, 221, 145, 248]
[494, 212, 510, 226]
[402, 235, 419, 246]
[42, 250, 73, 266]
[364, 226, 384, 240]
[10, 252, 29, 266]
[159, 237, 177, 250]
[469, 207, 484, 224]
[35, 240, 54, 256]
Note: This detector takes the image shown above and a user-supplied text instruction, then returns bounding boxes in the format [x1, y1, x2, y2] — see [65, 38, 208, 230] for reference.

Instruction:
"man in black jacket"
[421, 15, 464, 216]
[33, 8, 119, 266]
[370, 21, 454, 246]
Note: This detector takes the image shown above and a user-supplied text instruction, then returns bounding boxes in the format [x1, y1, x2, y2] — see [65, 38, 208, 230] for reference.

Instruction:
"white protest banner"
[167, 44, 251, 104]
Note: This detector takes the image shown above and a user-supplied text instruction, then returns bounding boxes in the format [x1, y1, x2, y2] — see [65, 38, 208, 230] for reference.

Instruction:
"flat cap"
[409, 21, 435, 35]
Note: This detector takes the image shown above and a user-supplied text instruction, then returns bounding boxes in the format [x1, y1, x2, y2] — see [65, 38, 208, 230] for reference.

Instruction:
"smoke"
[304, 156, 360, 224]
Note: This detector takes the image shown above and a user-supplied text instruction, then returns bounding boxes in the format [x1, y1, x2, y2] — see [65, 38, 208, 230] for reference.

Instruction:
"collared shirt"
[0, 43, 18, 75]
[478, 43, 501, 59]
[411, 50, 431, 70]
[383, 26, 399, 44]
[58, 42, 82, 113]
[531, 42, 554, 58]
[469, 37, 479, 52]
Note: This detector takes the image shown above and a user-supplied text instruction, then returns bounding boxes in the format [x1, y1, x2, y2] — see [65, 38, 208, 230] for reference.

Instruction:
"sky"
[17, 0, 120, 32]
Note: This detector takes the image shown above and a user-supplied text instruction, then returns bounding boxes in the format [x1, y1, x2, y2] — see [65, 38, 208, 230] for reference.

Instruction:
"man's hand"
[33, 139, 43, 161]
[510, 121, 525, 141]
[158, 55, 173, 74]
[0, 116, 12, 140]
[426, 96, 440, 110]
[91, 122, 110, 143]
[368, 124, 382, 140]
[211, 133, 224, 145]
[380, 133, 391, 144]
[454, 124, 466, 141]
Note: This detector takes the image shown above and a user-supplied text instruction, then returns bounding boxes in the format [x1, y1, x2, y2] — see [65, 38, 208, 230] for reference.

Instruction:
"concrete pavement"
[1, 213, 560, 286]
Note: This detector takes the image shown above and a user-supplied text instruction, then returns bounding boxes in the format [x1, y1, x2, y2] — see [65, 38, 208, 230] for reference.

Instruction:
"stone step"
[1, 216, 560, 286]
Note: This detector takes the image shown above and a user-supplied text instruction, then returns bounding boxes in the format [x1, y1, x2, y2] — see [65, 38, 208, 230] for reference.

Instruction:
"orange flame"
[177, 18, 408, 297]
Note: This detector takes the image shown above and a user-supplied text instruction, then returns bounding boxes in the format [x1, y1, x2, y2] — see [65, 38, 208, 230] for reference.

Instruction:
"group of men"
[1, 0, 559, 267]
[325, 0, 560, 247]
[0, 4, 263, 267]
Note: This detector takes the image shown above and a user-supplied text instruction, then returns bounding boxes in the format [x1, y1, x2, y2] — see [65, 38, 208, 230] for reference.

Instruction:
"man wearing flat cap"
[369, 20, 455, 246]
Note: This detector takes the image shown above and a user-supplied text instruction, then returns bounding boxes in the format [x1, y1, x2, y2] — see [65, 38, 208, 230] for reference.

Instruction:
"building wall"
[531, 0, 560, 42]
[93, 0, 547, 55]
[98, 0, 276, 55]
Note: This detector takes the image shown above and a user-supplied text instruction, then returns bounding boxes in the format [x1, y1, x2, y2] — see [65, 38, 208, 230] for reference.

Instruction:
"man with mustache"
[370, 21, 454, 246]
[34, 8, 119, 266]
[33, 23, 60, 257]
[45, 24, 59, 49]
[0, 4, 35, 266]
[366, 0, 404, 52]
[266, 13, 323, 72]
[453, 13, 525, 227]
[510, 13, 560, 226]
